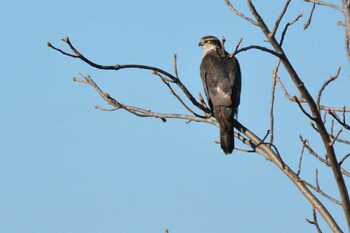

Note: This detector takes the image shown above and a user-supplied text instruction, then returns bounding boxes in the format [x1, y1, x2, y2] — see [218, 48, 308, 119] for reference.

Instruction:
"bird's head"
[198, 36, 222, 57]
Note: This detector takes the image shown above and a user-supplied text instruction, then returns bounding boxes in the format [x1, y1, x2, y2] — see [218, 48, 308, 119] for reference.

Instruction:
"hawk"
[199, 36, 241, 154]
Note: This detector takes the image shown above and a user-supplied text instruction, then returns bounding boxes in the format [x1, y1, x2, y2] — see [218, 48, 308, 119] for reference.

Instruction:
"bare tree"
[48, 1, 350, 232]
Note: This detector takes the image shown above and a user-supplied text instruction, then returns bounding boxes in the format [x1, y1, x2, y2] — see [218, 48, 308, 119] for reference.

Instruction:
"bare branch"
[173, 54, 179, 79]
[330, 134, 350, 145]
[47, 41, 78, 58]
[50, 16, 350, 229]
[320, 106, 350, 112]
[275, 77, 305, 102]
[154, 72, 206, 118]
[224, 0, 259, 26]
[300, 136, 350, 177]
[271, 0, 292, 37]
[279, 14, 303, 47]
[245, 2, 350, 223]
[304, 0, 343, 12]
[235, 45, 283, 58]
[316, 169, 320, 190]
[221, 36, 227, 56]
[346, 34, 350, 63]
[339, 153, 350, 166]
[294, 96, 316, 121]
[304, 3, 317, 30]
[229, 37, 243, 58]
[243, 2, 350, 223]
[48, 37, 211, 115]
[95, 106, 119, 112]
[270, 60, 281, 144]
[303, 180, 342, 205]
[297, 137, 307, 176]
[329, 128, 343, 146]
[235, 115, 341, 233]
[306, 207, 323, 233]
[75, 73, 217, 125]
[316, 67, 341, 110]
[337, 20, 346, 26]
[329, 110, 350, 130]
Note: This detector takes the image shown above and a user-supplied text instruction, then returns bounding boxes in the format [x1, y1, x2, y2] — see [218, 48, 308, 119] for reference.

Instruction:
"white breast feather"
[216, 87, 230, 99]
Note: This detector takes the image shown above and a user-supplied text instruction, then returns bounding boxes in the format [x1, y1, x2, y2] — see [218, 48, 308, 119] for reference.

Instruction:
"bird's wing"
[200, 51, 234, 108]
[227, 56, 241, 109]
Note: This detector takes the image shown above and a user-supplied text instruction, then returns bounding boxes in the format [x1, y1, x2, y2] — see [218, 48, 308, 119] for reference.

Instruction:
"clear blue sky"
[1, 1, 349, 232]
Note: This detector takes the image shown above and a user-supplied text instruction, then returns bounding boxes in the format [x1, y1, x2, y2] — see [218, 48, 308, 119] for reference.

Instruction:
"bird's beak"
[198, 40, 203, 47]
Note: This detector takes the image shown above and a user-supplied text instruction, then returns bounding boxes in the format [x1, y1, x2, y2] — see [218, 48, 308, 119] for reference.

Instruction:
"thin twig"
[271, 0, 292, 37]
[339, 154, 350, 166]
[224, 0, 259, 26]
[48, 37, 211, 115]
[316, 67, 341, 110]
[320, 106, 350, 112]
[303, 180, 342, 205]
[294, 96, 316, 121]
[235, 45, 283, 58]
[173, 53, 179, 79]
[221, 36, 226, 56]
[304, 3, 316, 29]
[95, 106, 119, 111]
[279, 14, 303, 46]
[297, 136, 307, 176]
[306, 207, 323, 233]
[76, 73, 217, 125]
[304, 0, 343, 12]
[329, 128, 343, 146]
[300, 136, 350, 177]
[154, 71, 206, 118]
[230, 37, 243, 58]
[47, 41, 78, 58]
[330, 134, 350, 145]
[329, 110, 350, 130]
[275, 77, 305, 102]
[323, 110, 327, 124]
[270, 60, 281, 144]
[316, 169, 320, 190]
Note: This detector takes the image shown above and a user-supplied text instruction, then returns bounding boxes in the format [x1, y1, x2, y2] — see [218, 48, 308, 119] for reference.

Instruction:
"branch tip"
[62, 36, 70, 43]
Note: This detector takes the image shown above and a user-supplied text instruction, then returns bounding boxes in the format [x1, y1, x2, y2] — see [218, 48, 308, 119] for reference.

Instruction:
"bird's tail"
[214, 106, 234, 154]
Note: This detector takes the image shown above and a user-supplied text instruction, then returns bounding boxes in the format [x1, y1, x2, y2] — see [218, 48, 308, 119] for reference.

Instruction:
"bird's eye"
[207, 40, 211, 44]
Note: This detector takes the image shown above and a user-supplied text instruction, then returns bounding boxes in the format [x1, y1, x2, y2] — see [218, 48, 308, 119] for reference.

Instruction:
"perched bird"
[199, 36, 241, 154]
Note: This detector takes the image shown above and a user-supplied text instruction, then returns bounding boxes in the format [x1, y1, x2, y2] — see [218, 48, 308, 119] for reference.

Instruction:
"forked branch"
[47, 37, 210, 115]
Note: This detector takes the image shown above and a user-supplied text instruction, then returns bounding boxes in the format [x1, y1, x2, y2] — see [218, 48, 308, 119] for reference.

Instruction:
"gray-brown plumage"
[199, 36, 241, 154]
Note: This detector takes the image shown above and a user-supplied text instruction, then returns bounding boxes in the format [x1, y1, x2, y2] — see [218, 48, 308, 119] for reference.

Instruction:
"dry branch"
[279, 14, 303, 46]
[224, 0, 258, 26]
[304, 3, 316, 29]
[74, 73, 216, 125]
[271, 0, 292, 37]
[244, 1, 350, 229]
[316, 67, 341, 110]
[48, 37, 211, 115]
[303, 180, 342, 205]
[329, 109, 350, 130]
[49, 1, 350, 228]
[270, 60, 281, 144]
[306, 207, 323, 233]
[304, 0, 343, 12]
